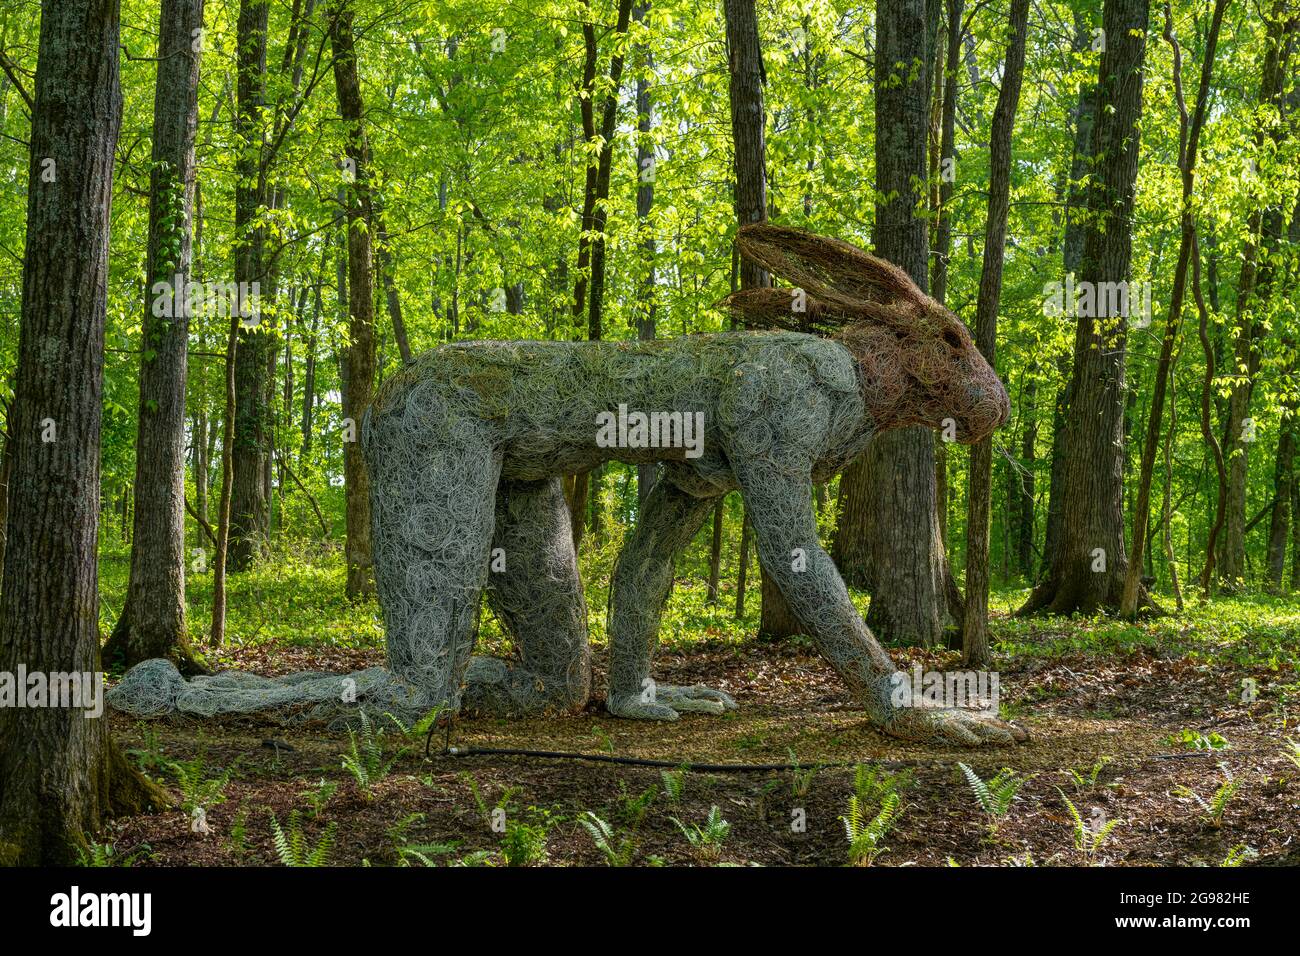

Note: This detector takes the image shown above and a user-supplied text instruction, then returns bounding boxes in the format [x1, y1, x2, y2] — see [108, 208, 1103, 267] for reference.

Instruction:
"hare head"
[720, 223, 1009, 444]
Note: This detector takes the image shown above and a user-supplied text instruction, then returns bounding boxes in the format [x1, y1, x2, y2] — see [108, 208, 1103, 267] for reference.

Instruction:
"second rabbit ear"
[736, 222, 928, 310]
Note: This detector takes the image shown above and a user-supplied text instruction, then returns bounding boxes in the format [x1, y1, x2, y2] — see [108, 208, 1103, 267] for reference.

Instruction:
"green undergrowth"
[97, 533, 1300, 685]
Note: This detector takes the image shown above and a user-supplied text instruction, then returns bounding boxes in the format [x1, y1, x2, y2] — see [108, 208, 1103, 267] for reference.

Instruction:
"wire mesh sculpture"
[109, 224, 1024, 746]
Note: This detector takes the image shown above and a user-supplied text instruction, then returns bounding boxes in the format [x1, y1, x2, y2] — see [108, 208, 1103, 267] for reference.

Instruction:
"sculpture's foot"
[461, 656, 587, 717]
[880, 707, 1028, 747]
[607, 683, 738, 720]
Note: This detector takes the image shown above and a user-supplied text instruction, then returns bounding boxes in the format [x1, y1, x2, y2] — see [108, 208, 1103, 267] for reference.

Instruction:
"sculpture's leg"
[730, 452, 1025, 746]
[462, 477, 592, 716]
[367, 413, 501, 714]
[606, 477, 737, 720]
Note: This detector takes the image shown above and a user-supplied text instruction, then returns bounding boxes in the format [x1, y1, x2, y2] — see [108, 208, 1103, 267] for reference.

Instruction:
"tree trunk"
[634, 0, 658, 507]
[1218, 4, 1296, 590]
[724, 0, 800, 637]
[838, 0, 947, 646]
[209, 315, 239, 647]
[330, 0, 376, 600]
[302, 243, 325, 460]
[228, 0, 272, 572]
[1022, 0, 1149, 616]
[1120, 0, 1226, 617]
[568, 0, 634, 544]
[373, 200, 412, 363]
[103, 0, 206, 673]
[0, 0, 168, 865]
[962, 0, 1029, 666]
[1040, 15, 1096, 581]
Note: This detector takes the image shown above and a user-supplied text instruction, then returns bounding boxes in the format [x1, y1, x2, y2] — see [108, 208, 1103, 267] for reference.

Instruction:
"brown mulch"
[102, 640, 1300, 867]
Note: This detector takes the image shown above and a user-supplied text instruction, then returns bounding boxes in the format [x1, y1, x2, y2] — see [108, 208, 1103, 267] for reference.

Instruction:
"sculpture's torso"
[368, 332, 878, 496]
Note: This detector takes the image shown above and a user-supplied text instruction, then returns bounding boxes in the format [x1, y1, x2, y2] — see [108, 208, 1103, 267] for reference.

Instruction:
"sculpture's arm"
[730, 452, 1024, 746]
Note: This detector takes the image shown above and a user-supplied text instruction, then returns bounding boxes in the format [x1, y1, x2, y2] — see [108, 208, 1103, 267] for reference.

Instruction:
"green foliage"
[500, 817, 550, 867]
[1283, 739, 1300, 772]
[843, 791, 904, 867]
[1057, 789, 1121, 860]
[341, 710, 402, 796]
[787, 749, 819, 797]
[167, 745, 234, 814]
[461, 771, 519, 831]
[269, 810, 337, 867]
[671, 806, 731, 862]
[659, 768, 686, 803]
[852, 764, 914, 806]
[1067, 756, 1114, 791]
[841, 763, 910, 866]
[76, 841, 118, 867]
[1221, 844, 1258, 867]
[226, 802, 251, 857]
[617, 783, 658, 827]
[959, 763, 1031, 827]
[299, 779, 339, 819]
[386, 812, 458, 866]
[126, 723, 168, 776]
[1166, 730, 1231, 752]
[1174, 765, 1243, 828]
[580, 810, 639, 867]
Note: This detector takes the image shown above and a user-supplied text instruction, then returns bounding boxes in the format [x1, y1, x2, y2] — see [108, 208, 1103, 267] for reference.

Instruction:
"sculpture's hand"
[607, 683, 737, 720]
[878, 706, 1027, 747]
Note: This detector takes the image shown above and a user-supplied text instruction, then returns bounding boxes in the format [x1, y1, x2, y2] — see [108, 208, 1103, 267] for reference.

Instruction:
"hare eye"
[942, 328, 963, 349]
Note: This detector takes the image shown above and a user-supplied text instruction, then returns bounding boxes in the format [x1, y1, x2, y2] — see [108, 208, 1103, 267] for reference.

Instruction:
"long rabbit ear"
[737, 223, 928, 310]
[713, 287, 869, 336]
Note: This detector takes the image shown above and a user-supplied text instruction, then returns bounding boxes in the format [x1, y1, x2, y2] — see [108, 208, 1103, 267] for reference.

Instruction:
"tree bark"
[0, 0, 168, 865]
[962, 0, 1029, 666]
[1021, 0, 1149, 616]
[228, 0, 272, 571]
[634, 0, 658, 508]
[837, 0, 948, 646]
[103, 0, 206, 673]
[1040, 14, 1096, 581]
[330, 0, 376, 600]
[724, 0, 800, 637]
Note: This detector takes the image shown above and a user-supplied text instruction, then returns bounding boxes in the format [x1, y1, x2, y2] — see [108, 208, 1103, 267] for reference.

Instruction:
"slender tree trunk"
[1120, 0, 1227, 616]
[210, 316, 239, 647]
[724, 0, 800, 637]
[962, 0, 1029, 666]
[568, 0, 634, 545]
[0, 0, 168, 864]
[373, 200, 412, 363]
[302, 244, 325, 459]
[330, 0, 376, 600]
[1266, 202, 1300, 591]
[931, 0, 962, 306]
[1219, 4, 1296, 589]
[1021, 0, 1149, 616]
[103, 0, 206, 672]
[634, 1, 658, 507]
[228, 0, 272, 571]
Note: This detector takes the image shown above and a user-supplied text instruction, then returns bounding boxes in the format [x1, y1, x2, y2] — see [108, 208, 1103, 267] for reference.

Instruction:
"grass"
[96, 531, 1300, 691]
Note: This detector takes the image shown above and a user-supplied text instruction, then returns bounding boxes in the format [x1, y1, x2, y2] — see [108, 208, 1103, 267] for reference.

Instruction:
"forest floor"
[95, 551, 1300, 867]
